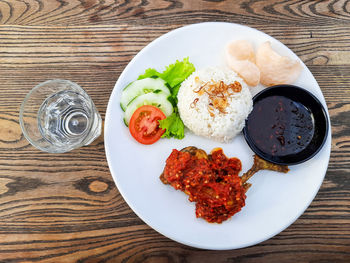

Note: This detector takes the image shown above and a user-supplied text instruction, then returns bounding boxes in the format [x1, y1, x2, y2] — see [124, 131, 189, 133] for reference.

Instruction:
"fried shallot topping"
[192, 80, 242, 115]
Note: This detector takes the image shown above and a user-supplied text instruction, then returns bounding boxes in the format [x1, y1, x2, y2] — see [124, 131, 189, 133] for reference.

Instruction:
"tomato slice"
[129, 105, 166, 145]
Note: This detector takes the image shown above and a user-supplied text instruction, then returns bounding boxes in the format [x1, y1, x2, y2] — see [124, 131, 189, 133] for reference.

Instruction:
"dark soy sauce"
[246, 96, 315, 156]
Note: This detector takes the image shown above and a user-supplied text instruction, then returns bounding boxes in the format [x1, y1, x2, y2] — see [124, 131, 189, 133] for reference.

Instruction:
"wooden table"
[0, 0, 349, 262]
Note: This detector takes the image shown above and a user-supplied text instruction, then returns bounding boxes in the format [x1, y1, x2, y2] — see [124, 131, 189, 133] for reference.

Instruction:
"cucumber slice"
[120, 77, 170, 111]
[124, 92, 173, 125]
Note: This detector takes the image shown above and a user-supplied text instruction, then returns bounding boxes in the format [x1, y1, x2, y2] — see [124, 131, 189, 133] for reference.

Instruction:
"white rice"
[177, 67, 253, 142]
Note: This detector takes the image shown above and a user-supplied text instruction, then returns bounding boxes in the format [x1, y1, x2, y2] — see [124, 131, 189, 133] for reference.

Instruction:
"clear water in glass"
[20, 79, 101, 153]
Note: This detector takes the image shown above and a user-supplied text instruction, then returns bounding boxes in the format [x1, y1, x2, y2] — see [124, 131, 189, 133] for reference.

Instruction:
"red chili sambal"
[160, 147, 246, 223]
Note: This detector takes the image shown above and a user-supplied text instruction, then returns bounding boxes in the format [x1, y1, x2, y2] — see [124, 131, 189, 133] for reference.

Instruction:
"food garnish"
[121, 57, 195, 142]
[120, 77, 170, 111]
[139, 57, 195, 139]
[158, 110, 185, 139]
[194, 80, 242, 115]
[138, 57, 195, 95]
[124, 92, 173, 125]
[129, 105, 166, 145]
[160, 146, 290, 223]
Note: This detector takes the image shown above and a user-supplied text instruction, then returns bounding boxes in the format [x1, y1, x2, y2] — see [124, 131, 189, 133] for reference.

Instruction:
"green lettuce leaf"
[160, 57, 195, 89]
[138, 57, 195, 91]
[158, 111, 185, 139]
[137, 57, 194, 140]
[137, 68, 162, 80]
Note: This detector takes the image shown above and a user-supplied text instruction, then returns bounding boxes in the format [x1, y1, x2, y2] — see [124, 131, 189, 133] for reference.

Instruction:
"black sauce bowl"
[243, 85, 329, 165]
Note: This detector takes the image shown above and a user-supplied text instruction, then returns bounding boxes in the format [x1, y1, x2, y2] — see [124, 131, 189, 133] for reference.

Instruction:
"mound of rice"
[177, 67, 253, 142]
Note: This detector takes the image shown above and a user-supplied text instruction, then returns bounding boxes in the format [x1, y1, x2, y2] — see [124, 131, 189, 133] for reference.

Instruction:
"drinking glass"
[19, 79, 102, 153]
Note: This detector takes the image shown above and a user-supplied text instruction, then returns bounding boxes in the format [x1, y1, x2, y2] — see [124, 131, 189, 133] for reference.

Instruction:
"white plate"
[104, 22, 331, 250]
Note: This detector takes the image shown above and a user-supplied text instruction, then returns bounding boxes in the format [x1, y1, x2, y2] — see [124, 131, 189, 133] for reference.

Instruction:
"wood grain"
[0, 0, 349, 262]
